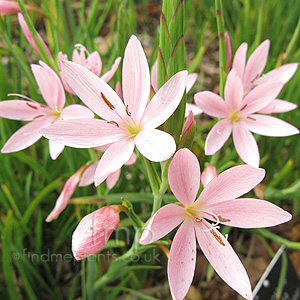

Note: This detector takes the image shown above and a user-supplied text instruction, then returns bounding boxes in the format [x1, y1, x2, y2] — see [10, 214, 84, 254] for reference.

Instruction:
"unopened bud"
[178, 111, 196, 150]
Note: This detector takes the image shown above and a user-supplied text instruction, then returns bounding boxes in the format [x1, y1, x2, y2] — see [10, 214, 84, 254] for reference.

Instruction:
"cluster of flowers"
[0, 3, 299, 300]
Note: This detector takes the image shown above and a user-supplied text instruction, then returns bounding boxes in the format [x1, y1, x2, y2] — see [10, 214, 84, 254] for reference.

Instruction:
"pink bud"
[201, 164, 217, 188]
[46, 164, 88, 222]
[178, 111, 196, 150]
[225, 32, 232, 71]
[0, 1, 20, 14]
[72, 206, 120, 260]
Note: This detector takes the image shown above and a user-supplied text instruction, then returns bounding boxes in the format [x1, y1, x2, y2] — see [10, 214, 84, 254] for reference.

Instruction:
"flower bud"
[72, 206, 120, 260]
[0, 1, 20, 14]
[201, 164, 217, 187]
[178, 111, 196, 150]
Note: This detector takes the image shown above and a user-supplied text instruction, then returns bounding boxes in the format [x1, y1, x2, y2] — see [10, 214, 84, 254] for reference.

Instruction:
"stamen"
[190, 208, 220, 227]
[33, 114, 44, 119]
[241, 104, 247, 111]
[125, 105, 131, 116]
[107, 120, 119, 127]
[247, 116, 256, 121]
[26, 103, 38, 109]
[211, 229, 225, 246]
[213, 215, 230, 223]
[40, 104, 48, 108]
[100, 92, 115, 110]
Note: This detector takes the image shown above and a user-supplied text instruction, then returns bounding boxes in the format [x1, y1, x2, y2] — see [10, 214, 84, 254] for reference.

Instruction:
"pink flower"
[0, 1, 20, 14]
[18, 13, 52, 58]
[41, 35, 187, 185]
[58, 44, 121, 94]
[200, 164, 217, 187]
[0, 61, 94, 159]
[72, 206, 120, 260]
[194, 68, 299, 167]
[140, 148, 291, 300]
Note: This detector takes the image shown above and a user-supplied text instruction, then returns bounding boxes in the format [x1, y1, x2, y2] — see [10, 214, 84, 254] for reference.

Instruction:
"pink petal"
[194, 91, 229, 118]
[195, 222, 252, 300]
[242, 81, 284, 106]
[206, 198, 292, 228]
[61, 104, 94, 120]
[72, 206, 120, 260]
[94, 138, 135, 186]
[41, 119, 125, 148]
[232, 43, 248, 79]
[243, 114, 299, 137]
[182, 111, 195, 136]
[79, 162, 98, 187]
[87, 51, 102, 76]
[59, 71, 75, 95]
[243, 40, 270, 90]
[125, 152, 136, 166]
[58, 51, 68, 69]
[101, 57, 121, 82]
[225, 32, 232, 70]
[256, 63, 298, 85]
[205, 119, 232, 155]
[49, 140, 64, 160]
[72, 44, 86, 65]
[196, 165, 265, 207]
[115, 82, 123, 101]
[240, 97, 273, 116]
[106, 168, 121, 189]
[0, 1, 20, 14]
[201, 165, 217, 188]
[258, 99, 297, 114]
[61, 60, 126, 122]
[142, 70, 188, 129]
[1, 116, 55, 153]
[46, 164, 87, 222]
[31, 62, 65, 110]
[150, 59, 158, 92]
[186, 73, 198, 93]
[185, 103, 202, 117]
[122, 35, 150, 123]
[135, 128, 176, 162]
[168, 218, 197, 300]
[0, 100, 47, 120]
[232, 123, 260, 167]
[139, 204, 185, 245]
[168, 148, 200, 207]
[224, 69, 243, 109]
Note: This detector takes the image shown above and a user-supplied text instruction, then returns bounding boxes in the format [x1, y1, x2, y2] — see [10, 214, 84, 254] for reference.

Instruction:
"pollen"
[210, 229, 225, 246]
[107, 120, 119, 127]
[100, 92, 115, 110]
[213, 215, 230, 223]
[26, 102, 38, 109]
[247, 116, 256, 121]
[125, 105, 131, 116]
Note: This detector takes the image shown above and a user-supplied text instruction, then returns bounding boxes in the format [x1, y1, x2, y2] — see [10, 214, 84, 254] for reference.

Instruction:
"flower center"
[229, 111, 241, 123]
[127, 123, 141, 136]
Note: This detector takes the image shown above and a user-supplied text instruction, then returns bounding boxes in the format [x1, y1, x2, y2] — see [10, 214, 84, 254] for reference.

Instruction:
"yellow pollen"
[210, 229, 225, 246]
[213, 215, 230, 223]
[247, 116, 256, 121]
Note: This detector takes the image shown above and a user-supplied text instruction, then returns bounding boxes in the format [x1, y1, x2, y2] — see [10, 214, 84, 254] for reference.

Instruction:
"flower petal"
[243, 114, 299, 137]
[195, 222, 252, 300]
[243, 40, 270, 90]
[139, 204, 185, 245]
[205, 119, 232, 155]
[194, 91, 229, 118]
[61, 104, 94, 120]
[135, 128, 176, 162]
[142, 70, 188, 129]
[125, 152, 136, 165]
[150, 59, 158, 92]
[49, 140, 64, 160]
[168, 148, 200, 207]
[224, 69, 243, 109]
[196, 165, 265, 207]
[258, 99, 297, 114]
[41, 119, 125, 148]
[168, 218, 197, 300]
[106, 168, 121, 189]
[186, 73, 198, 93]
[87, 51, 102, 76]
[94, 138, 135, 186]
[101, 57, 121, 82]
[240, 97, 273, 116]
[1, 116, 55, 153]
[79, 162, 98, 187]
[122, 35, 150, 123]
[206, 198, 292, 228]
[232, 42, 247, 79]
[232, 123, 260, 167]
[61, 60, 126, 122]
[185, 103, 202, 117]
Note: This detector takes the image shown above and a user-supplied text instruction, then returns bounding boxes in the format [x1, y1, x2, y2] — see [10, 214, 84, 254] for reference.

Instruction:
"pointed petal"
[196, 165, 265, 207]
[243, 114, 299, 137]
[185, 103, 202, 117]
[0, 100, 46, 120]
[195, 222, 252, 300]
[206, 198, 292, 228]
[106, 168, 121, 189]
[79, 162, 98, 187]
[142, 70, 188, 129]
[1, 116, 55, 153]
[194, 91, 228, 118]
[135, 129, 176, 162]
[168, 148, 200, 207]
[205, 119, 232, 155]
[41, 119, 125, 148]
[232, 123, 260, 167]
[258, 99, 297, 113]
[87, 51, 102, 76]
[101, 57, 121, 82]
[115, 82, 123, 101]
[256, 63, 298, 85]
[243, 40, 270, 90]
[186, 73, 198, 93]
[224, 69, 243, 108]
[240, 97, 273, 116]
[94, 138, 135, 186]
[61, 104, 94, 119]
[150, 59, 158, 92]
[201, 165, 217, 188]
[232, 43, 248, 79]
[61, 60, 126, 122]
[122, 35, 150, 122]
[49, 140, 64, 160]
[168, 218, 197, 300]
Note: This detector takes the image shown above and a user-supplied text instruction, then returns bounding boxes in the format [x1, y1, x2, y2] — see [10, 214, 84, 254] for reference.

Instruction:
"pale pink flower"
[58, 44, 121, 94]
[18, 13, 52, 58]
[201, 164, 217, 187]
[0, 1, 20, 14]
[41, 35, 188, 185]
[72, 206, 120, 260]
[194, 68, 299, 167]
[0, 61, 94, 159]
[140, 148, 291, 300]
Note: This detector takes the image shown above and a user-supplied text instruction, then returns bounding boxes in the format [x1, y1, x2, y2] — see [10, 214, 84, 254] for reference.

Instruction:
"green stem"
[143, 157, 161, 196]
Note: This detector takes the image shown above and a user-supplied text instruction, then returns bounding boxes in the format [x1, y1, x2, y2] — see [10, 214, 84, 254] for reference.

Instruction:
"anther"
[210, 229, 225, 246]
[247, 116, 256, 121]
[125, 105, 131, 116]
[107, 120, 119, 127]
[214, 215, 230, 223]
[26, 103, 38, 109]
[195, 217, 202, 223]
[241, 104, 247, 111]
[100, 92, 115, 110]
[33, 115, 44, 119]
